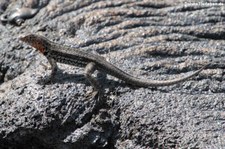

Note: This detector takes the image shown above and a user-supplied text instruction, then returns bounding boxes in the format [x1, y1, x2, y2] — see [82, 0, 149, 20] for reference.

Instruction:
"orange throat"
[32, 42, 45, 54]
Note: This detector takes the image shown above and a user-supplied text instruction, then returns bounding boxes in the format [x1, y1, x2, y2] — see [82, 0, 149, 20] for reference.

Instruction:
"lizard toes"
[85, 90, 101, 100]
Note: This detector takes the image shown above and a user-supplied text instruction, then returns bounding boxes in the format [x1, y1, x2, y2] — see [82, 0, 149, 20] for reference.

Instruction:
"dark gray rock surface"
[0, 0, 225, 148]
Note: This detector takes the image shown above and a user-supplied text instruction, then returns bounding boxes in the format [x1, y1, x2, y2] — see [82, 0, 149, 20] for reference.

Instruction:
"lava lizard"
[19, 34, 207, 94]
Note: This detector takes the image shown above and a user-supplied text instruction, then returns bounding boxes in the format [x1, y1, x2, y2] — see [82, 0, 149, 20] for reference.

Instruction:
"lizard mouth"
[19, 35, 26, 42]
[19, 37, 25, 41]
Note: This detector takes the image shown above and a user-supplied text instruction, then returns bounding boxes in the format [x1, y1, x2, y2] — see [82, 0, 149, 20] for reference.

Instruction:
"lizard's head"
[19, 34, 50, 55]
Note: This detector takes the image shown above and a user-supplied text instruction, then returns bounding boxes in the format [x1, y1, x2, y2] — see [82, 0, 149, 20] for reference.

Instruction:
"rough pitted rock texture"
[0, 0, 225, 148]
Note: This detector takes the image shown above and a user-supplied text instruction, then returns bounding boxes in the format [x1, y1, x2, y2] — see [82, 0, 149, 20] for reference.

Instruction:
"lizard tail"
[103, 62, 208, 87]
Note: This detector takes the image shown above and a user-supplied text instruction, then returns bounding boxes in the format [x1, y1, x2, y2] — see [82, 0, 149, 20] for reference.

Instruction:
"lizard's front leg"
[84, 62, 103, 99]
[39, 57, 58, 84]
[48, 58, 58, 78]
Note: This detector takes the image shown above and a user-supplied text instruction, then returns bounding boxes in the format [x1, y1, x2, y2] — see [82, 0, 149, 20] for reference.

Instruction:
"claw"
[85, 90, 99, 100]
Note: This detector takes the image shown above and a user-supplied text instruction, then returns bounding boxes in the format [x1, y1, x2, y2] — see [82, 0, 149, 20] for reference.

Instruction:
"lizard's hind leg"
[84, 62, 103, 99]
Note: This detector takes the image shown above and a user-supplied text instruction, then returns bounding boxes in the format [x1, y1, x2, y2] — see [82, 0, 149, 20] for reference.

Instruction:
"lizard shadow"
[40, 69, 129, 89]
[41, 69, 176, 91]
[48, 70, 89, 85]
[44, 69, 198, 95]
[47, 69, 160, 91]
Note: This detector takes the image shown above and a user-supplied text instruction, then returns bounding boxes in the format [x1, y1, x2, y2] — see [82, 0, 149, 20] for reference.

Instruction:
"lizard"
[19, 34, 208, 96]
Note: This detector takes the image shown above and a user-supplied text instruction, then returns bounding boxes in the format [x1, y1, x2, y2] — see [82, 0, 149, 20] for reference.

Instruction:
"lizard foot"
[85, 90, 98, 100]
[85, 90, 103, 101]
